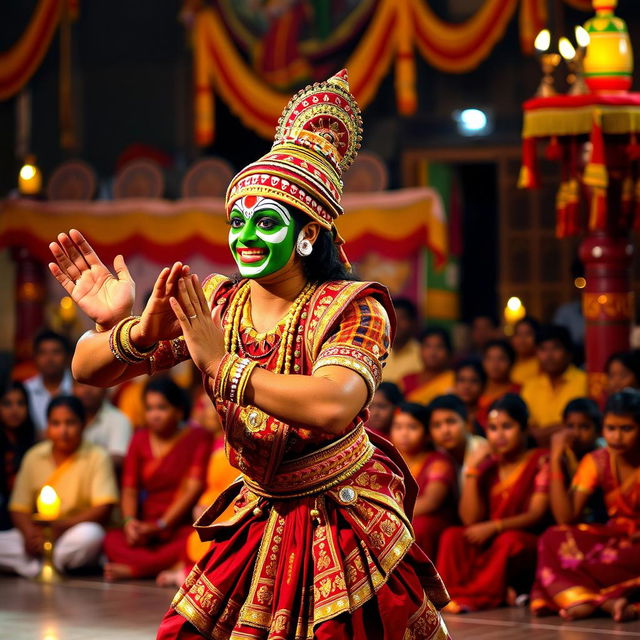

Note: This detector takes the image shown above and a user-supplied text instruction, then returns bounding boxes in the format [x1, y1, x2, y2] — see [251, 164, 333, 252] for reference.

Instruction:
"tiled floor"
[1, 575, 639, 639]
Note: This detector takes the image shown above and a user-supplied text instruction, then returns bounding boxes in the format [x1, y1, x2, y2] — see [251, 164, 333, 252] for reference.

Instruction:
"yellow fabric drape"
[192, 0, 591, 144]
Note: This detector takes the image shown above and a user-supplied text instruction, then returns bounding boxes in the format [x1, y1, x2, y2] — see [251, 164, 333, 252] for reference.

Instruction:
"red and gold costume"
[154, 71, 450, 639]
[530, 448, 640, 615]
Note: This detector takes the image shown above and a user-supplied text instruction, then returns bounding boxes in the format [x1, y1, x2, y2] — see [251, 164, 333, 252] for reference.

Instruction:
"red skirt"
[436, 526, 538, 611]
[531, 523, 640, 614]
[158, 449, 451, 639]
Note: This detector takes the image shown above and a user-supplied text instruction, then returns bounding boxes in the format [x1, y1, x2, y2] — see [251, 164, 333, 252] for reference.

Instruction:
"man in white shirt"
[73, 382, 132, 470]
[24, 330, 73, 433]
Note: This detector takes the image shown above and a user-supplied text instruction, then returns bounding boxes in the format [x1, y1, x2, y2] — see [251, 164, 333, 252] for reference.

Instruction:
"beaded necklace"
[224, 280, 317, 375]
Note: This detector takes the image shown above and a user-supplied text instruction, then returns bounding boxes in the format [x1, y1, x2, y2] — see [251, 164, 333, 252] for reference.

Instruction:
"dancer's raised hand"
[133, 262, 191, 346]
[169, 273, 224, 376]
[49, 229, 135, 329]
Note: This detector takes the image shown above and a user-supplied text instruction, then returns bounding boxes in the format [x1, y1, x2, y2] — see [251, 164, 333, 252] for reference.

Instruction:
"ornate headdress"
[225, 69, 363, 266]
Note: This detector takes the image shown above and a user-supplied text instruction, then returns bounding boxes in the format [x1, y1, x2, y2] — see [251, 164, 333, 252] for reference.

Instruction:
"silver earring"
[296, 231, 313, 257]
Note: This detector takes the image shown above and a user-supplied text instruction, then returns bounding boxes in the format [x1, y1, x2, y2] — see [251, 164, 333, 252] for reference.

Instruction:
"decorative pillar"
[580, 234, 633, 402]
[11, 248, 46, 363]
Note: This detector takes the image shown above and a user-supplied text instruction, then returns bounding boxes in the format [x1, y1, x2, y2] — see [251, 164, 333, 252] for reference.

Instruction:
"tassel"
[588, 188, 607, 231]
[584, 110, 608, 232]
[518, 137, 540, 189]
[583, 109, 608, 190]
[545, 135, 562, 161]
[627, 132, 640, 160]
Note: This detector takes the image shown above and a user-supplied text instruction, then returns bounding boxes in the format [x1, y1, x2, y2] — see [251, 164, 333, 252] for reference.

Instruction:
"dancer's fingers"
[48, 262, 75, 295]
[50, 240, 81, 281]
[59, 232, 90, 273]
[69, 229, 104, 268]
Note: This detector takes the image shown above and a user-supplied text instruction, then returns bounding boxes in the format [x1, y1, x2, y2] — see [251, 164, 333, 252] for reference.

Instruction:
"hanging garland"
[191, 0, 593, 144]
[0, 0, 64, 100]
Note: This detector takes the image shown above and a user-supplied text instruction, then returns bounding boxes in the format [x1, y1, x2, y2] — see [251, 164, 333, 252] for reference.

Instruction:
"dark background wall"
[5, 1, 640, 193]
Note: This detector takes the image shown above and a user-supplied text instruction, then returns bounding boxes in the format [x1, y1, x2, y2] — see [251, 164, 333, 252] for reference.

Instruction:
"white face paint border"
[228, 196, 295, 276]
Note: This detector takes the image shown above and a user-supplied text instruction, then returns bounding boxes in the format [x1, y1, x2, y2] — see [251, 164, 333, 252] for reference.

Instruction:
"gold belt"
[243, 423, 374, 499]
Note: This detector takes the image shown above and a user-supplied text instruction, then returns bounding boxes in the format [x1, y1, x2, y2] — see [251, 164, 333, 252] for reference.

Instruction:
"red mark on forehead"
[243, 195, 258, 209]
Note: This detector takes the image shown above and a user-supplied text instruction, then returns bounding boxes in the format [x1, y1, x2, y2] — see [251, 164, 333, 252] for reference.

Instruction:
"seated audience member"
[428, 394, 490, 487]
[531, 389, 640, 622]
[511, 316, 541, 386]
[0, 382, 36, 531]
[367, 382, 403, 435]
[24, 330, 73, 433]
[73, 381, 132, 470]
[103, 377, 210, 581]
[465, 314, 500, 359]
[390, 402, 457, 558]
[453, 359, 486, 435]
[383, 298, 423, 384]
[549, 398, 605, 525]
[606, 350, 640, 396]
[437, 394, 550, 612]
[521, 324, 587, 446]
[402, 327, 455, 405]
[0, 396, 117, 577]
[477, 339, 520, 428]
[157, 401, 238, 587]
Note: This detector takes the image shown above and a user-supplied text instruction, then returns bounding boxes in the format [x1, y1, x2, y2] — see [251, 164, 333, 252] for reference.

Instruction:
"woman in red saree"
[436, 393, 550, 612]
[531, 389, 640, 622]
[389, 403, 457, 558]
[103, 377, 210, 580]
[48, 71, 450, 639]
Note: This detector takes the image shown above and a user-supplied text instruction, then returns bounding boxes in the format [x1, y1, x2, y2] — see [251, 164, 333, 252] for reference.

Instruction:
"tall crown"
[273, 69, 363, 175]
[225, 70, 363, 266]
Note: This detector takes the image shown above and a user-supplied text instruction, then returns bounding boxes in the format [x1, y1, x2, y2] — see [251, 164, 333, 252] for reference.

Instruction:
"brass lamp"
[33, 485, 64, 583]
[534, 29, 561, 98]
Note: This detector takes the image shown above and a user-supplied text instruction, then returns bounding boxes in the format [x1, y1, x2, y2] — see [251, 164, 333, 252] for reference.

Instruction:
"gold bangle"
[109, 316, 138, 364]
[122, 318, 157, 359]
[214, 353, 237, 401]
[493, 519, 503, 533]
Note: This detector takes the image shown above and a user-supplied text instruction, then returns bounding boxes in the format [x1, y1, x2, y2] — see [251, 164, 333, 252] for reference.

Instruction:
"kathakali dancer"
[48, 70, 451, 639]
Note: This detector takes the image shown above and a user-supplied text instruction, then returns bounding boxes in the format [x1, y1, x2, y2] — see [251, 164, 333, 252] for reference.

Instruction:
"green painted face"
[228, 196, 297, 278]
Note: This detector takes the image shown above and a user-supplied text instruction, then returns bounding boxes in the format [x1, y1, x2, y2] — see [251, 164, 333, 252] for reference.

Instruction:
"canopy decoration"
[0, 187, 447, 269]
[520, 94, 640, 238]
[188, 0, 591, 145]
[0, 0, 65, 100]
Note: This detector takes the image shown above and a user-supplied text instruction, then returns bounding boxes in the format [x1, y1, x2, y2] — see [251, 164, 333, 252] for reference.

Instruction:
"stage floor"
[1, 575, 640, 639]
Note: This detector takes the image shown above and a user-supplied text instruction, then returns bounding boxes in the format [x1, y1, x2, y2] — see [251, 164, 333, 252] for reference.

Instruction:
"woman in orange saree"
[389, 403, 457, 559]
[436, 394, 550, 612]
[530, 389, 640, 622]
[48, 71, 450, 640]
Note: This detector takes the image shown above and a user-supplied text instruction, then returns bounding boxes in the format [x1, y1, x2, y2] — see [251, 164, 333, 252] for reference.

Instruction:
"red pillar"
[12, 247, 46, 367]
[579, 238, 634, 404]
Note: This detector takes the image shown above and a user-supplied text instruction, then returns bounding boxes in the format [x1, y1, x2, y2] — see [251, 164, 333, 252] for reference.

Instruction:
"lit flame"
[19, 164, 37, 181]
[575, 25, 590, 48]
[534, 29, 551, 52]
[559, 37, 576, 61]
[37, 485, 61, 520]
[507, 297, 522, 312]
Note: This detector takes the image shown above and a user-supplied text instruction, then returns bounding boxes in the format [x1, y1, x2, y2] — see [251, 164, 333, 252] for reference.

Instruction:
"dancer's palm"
[49, 230, 135, 328]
